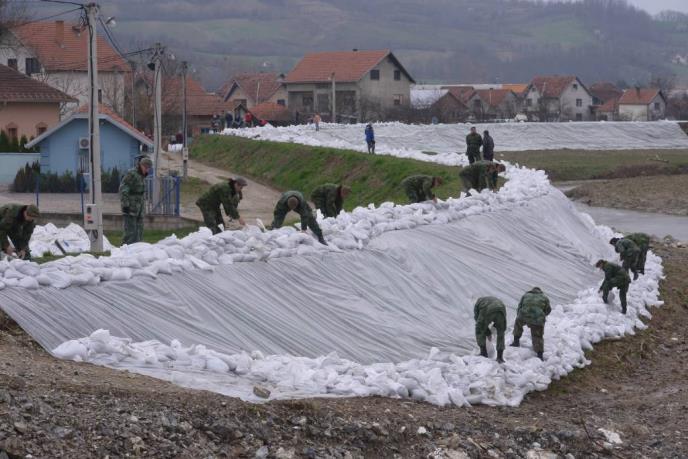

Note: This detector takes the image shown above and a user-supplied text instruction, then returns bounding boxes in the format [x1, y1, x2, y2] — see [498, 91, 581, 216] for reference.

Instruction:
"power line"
[8, 6, 82, 28]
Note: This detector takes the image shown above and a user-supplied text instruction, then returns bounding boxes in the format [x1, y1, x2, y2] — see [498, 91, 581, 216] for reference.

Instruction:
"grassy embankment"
[189, 135, 473, 208]
[499, 149, 688, 182]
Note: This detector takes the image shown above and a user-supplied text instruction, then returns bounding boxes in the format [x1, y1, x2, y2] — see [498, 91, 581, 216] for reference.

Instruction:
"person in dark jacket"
[482, 130, 495, 161]
[596, 259, 631, 314]
[465, 127, 483, 164]
[270, 191, 326, 245]
[365, 123, 375, 154]
[196, 177, 247, 234]
[311, 184, 351, 218]
[0, 204, 39, 260]
[225, 111, 234, 129]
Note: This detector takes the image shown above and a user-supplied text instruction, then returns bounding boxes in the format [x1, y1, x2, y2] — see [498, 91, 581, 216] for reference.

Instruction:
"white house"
[524, 75, 594, 121]
[0, 20, 129, 115]
[618, 88, 667, 121]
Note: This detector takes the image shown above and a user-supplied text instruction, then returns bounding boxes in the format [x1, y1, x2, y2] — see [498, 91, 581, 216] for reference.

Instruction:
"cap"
[139, 157, 153, 167]
[234, 177, 248, 186]
[25, 205, 40, 218]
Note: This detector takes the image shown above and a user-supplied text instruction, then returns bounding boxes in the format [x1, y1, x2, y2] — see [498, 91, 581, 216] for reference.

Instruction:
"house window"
[394, 70, 401, 81]
[576, 99, 583, 107]
[302, 95, 313, 108]
[473, 99, 481, 109]
[98, 89, 103, 103]
[25, 58, 40, 76]
[36, 123, 47, 136]
[393, 94, 404, 106]
[575, 113, 583, 121]
[277, 99, 286, 106]
[236, 99, 247, 107]
[526, 98, 532, 107]
[7, 127, 18, 142]
[654, 102, 661, 110]
[370, 69, 380, 80]
[573, 83, 578, 90]
[7, 58, 17, 71]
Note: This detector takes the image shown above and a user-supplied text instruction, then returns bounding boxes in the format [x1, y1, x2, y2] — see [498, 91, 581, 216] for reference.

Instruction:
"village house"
[284, 49, 415, 122]
[249, 102, 291, 126]
[0, 20, 130, 115]
[618, 88, 667, 121]
[524, 75, 594, 121]
[218, 73, 287, 110]
[589, 82, 623, 121]
[466, 88, 520, 121]
[0, 64, 76, 142]
[430, 87, 470, 123]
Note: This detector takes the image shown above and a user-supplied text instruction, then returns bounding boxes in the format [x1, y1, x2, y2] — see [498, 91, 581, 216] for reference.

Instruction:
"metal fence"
[145, 175, 181, 216]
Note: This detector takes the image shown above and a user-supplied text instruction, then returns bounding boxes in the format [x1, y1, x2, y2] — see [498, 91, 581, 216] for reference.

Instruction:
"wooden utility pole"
[152, 42, 163, 177]
[181, 60, 188, 178]
[331, 72, 336, 123]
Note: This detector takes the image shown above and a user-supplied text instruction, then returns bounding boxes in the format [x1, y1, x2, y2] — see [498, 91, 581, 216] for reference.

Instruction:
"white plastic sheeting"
[224, 121, 688, 164]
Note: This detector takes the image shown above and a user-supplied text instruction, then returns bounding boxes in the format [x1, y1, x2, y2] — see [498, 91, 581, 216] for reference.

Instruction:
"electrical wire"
[8, 6, 82, 27]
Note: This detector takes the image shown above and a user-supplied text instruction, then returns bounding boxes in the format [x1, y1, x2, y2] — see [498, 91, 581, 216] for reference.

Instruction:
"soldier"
[596, 259, 631, 314]
[459, 161, 506, 194]
[474, 296, 507, 363]
[401, 175, 443, 203]
[119, 156, 153, 245]
[196, 177, 247, 234]
[310, 184, 351, 218]
[0, 204, 39, 260]
[271, 191, 327, 245]
[609, 237, 641, 280]
[510, 287, 551, 361]
[625, 232, 650, 275]
[465, 126, 483, 164]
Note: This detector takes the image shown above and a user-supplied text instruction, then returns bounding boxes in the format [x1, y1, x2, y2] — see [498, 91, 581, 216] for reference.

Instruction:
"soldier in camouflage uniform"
[459, 161, 506, 194]
[0, 204, 40, 260]
[510, 287, 551, 360]
[196, 177, 247, 234]
[465, 126, 483, 164]
[609, 237, 641, 280]
[624, 232, 650, 275]
[474, 296, 507, 363]
[596, 259, 631, 314]
[310, 184, 351, 218]
[401, 175, 443, 203]
[270, 191, 327, 245]
[119, 156, 152, 245]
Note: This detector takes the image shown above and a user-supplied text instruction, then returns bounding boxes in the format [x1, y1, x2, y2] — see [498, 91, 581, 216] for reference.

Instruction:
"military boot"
[622, 305, 627, 314]
[537, 351, 544, 361]
[496, 349, 504, 364]
[510, 338, 520, 347]
[479, 346, 488, 358]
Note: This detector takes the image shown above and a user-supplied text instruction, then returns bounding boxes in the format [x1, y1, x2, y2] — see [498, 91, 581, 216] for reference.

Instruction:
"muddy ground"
[0, 241, 686, 458]
[565, 175, 688, 216]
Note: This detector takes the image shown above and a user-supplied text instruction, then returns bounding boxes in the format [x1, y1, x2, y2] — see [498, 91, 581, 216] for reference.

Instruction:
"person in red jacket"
[244, 112, 254, 127]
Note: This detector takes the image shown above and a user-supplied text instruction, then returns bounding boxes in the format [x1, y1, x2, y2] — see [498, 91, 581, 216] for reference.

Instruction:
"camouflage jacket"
[614, 238, 640, 260]
[516, 287, 552, 326]
[602, 262, 631, 288]
[466, 132, 483, 155]
[474, 296, 507, 331]
[460, 160, 497, 189]
[119, 168, 146, 216]
[625, 233, 650, 249]
[0, 204, 35, 252]
[402, 175, 435, 200]
[196, 180, 242, 220]
[310, 184, 342, 218]
[273, 191, 316, 230]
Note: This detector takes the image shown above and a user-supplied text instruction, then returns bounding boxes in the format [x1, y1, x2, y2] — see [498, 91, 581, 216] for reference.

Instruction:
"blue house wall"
[36, 118, 142, 175]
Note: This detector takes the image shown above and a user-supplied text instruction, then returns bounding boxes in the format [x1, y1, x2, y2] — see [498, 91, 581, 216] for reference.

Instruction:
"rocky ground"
[565, 175, 688, 216]
[0, 240, 686, 458]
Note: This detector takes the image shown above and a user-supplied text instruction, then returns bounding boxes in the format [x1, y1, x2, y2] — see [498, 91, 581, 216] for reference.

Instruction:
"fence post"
[175, 176, 181, 216]
[35, 173, 40, 208]
[79, 174, 84, 215]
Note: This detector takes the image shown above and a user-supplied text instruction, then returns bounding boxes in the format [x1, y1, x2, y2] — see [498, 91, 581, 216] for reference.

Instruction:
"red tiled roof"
[598, 98, 619, 113]
[13, 21, 129, 73]
[502, 83, 528, 95]
[472, 89, 515, 109]
[220, 73, 283, 103]
[139, 73, 230, 116]
[287, 49, 409, 83]
[618, 88, 663, 105]
[76, 104, 150, 140]
[250, 102, 290, 122]
[529, 75, 578, 98]
[445, 86, 476, 103]
[589, 82, 623, 103]
[0, 64, 76, 103]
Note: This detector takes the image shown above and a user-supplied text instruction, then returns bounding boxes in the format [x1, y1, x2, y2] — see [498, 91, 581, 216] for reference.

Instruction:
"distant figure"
[0, 204, 39, 260]
[313, 113, 321, 131]
[511, 287, 551, 361]
[225, 111, 234, 129]
[295, 111, 300, 124]
[610, 237, 641, 280]
[401, 175, 443, 204]
[459, 161, 506, 194]
[259, 119, 268, 127]
[119, 156, 153, 245]
[465, 126, 483, 164]
[365, 123, 375, 154]
[175, 132, 183, 144]
[211, 113, 220, 132]
[245, 111, 254, 128]
[196, 177, 247, 234]
[596, 259, 631, 314]
[482, 130, 495, 161]
[474, 296, 507, 363]
[625, 232, 650, 275]
[311, 184, 351, 218]
[431, 116, 439, 125]
[270, 191, 326, 245]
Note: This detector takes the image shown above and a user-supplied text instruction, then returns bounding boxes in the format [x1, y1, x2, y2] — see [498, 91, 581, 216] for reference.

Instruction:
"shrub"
[11, 163, 123, 193]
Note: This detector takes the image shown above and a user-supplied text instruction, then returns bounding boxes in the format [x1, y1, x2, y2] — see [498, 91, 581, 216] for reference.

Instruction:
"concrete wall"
[0, 102, 62, 140]
[36, 118, 141, 174]
[0, 153, 40, 185]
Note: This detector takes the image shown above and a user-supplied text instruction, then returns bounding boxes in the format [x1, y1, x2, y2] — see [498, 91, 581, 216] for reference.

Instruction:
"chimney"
[55, 20, 65, 47]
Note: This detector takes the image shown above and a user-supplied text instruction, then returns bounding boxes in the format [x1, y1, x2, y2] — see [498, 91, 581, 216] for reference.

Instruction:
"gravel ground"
[0, 241, 686, 458]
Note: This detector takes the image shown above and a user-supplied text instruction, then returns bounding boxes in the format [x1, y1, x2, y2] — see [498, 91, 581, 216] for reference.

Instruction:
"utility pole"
[331, 72, 336, 123]
[152, 42, 164, 177]
[181, 60, 188, 178]
[86, 2, 104, 252]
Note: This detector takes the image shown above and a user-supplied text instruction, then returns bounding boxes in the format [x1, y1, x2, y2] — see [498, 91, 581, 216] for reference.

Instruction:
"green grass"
[189, 135, 484, 207]
[498, 149, 688, 182]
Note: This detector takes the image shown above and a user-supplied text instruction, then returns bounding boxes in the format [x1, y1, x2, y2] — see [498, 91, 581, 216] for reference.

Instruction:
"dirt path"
[0, 242, 686, 458]
[161, 151, 282, 224]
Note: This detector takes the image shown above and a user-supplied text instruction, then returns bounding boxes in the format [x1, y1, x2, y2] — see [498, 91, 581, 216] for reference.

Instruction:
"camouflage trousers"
[475, 312, 506, 352]
[200, 207, 224, 235]
[602, 280, 629, 312]
[122, 214, 144, 245]
[404, 189, 430, 203]
[312, 198, 333, 218]
[513, 318, 545, 354]
[466, 152, 480, 164]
